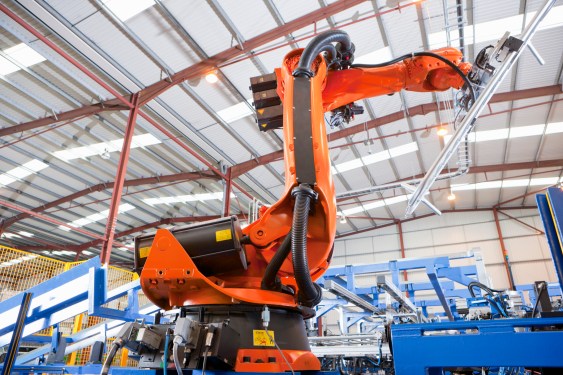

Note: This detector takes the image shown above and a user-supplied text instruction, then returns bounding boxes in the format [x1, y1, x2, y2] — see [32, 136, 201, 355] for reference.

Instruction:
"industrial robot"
[106, 30, 471, 375]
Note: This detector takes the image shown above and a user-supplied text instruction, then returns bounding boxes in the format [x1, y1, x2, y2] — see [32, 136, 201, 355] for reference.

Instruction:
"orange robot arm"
[139, 31, 470, 311]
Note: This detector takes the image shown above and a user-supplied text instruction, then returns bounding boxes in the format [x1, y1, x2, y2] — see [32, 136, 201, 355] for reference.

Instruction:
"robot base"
[132, 304, 320, 373]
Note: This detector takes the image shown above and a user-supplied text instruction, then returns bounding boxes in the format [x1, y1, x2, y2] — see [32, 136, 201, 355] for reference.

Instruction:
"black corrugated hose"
[291, 184, 322, 307]
[293, 30, 353, 78]
[261, 231, 292, 291]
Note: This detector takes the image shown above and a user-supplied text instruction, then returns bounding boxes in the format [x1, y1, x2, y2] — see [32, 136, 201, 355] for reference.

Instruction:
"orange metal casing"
[140, 47, 471, 309]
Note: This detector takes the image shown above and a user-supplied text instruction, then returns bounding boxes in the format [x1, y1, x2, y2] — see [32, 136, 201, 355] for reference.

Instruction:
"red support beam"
[100, 94, 140, 265]
[0, 198, 126, 248]
[494, 186, 553, 208]
[497, 209, 544, 235]
[0, 0, 365, 137]
[1, 170, 218, 229]
[223, 167, 232, 217]
[2, 231, 68, 251]
[0, 4, 132, 109]
[493, 208, 516, 289]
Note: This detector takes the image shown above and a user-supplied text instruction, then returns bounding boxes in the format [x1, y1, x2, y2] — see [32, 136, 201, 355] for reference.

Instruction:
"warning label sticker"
[139, 246, 151, 258]
[215, 229, 232, 242]
[252, 329, 274, 347]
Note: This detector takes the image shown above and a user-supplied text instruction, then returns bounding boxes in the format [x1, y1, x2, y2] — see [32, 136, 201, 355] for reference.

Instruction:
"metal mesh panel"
[0, 245, 146, 368]
[0, 245, 66, 301]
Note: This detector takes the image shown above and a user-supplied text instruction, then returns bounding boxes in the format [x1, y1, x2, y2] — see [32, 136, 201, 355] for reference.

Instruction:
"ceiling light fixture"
[339, 215, 347, 224]
[205, 71, 219, 84]
[437, 127, 448, 137]
[447, 191, 456, 201]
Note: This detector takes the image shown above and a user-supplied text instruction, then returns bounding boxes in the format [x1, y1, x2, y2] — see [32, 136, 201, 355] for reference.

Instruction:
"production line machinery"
[118, 2, 562, 373]
[2, 1, 561, 373]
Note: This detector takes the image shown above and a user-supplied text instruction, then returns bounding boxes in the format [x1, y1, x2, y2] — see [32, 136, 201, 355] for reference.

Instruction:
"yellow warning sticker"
[253, 330, 274, 347]
[215, 229, 232, 242]
[139, 246, 151, 258]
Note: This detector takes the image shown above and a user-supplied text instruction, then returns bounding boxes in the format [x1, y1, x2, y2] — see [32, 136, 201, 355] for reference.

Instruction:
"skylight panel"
[475, 181, 503, 190]
[333, 142, 418, 174]
[53, 134, 161, 162]
[530, 177, 559, 186]
[501, 179, 529, 188]
[18, 231, 34, 237]
[361, 200, 386, 211]
[388, 142, 418, 158]
[509, 125, 544, 138]
[143, 192, 233, 206]
[340, 193, 416, 216]
[341, 205, 366, 216]
[354, 47, 393, 65]
[361, 150, 391, 165]
[452, 178, 550, 191]
[0, 159, 48, 187]
[217, 101, 254, 124]
[474, 128, 509, 142]
[546, 122, 563, 134]
[384, 195, 408, 205]
[59, 203, 135, 231]
[102, 0, 155, 21]
[0, 43, 46, 75]
[334, 158, 367, 174]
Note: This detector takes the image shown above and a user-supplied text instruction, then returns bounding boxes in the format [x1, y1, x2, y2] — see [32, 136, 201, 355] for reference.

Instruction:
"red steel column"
[100, 94, 140, 265]
[222, 167, 232, 217]
[493, 208, 516, 289]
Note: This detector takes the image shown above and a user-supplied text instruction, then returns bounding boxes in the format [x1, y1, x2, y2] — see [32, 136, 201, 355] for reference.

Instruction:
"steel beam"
[324, 280, 381, 314]
[0, 0, 365, 136]
[1, 171, 218, 229]
[497, 209, 545, 234]
[222, 167, 233, 217]
[100, 94, 140, 264]
[0, 199, 122, 247]
[0, 4, 132, 109]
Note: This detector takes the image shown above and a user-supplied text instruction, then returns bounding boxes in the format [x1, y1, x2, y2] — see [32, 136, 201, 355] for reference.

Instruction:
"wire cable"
[100, 339, 123, 375]
[265, 328, 295, 375]
[173, 342, 183, 375]
[201, 345, 209, 375]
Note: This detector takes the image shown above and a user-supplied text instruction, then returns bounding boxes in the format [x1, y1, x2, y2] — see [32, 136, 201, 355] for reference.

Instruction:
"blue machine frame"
[0, 256, 160, 373]
[391, 317, 563, 374]
[389, 186, 563, 374]
[316, 250, 486, 327]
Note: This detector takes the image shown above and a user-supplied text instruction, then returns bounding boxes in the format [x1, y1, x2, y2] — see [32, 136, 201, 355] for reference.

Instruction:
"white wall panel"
[504, 236, 546, 262]
[332, 210, 554, 292]
[431, 227, 466, 246]
[371, 235, 400, 252]
[463, 222, 498, 242]
[404, 230, 434, 248]
[345, 237, 373, 255]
